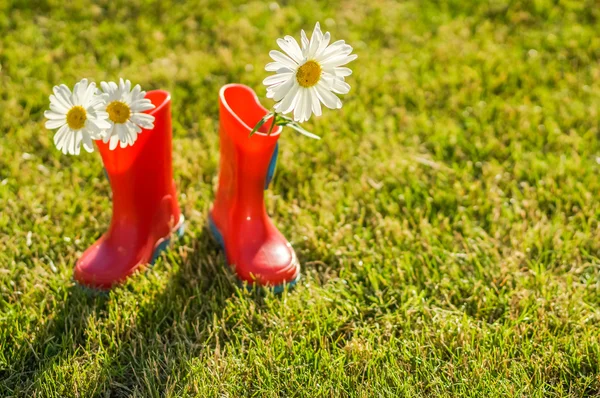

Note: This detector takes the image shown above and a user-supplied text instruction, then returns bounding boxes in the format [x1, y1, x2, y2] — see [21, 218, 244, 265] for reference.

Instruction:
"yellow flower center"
[296, 60, 322, 88]
[66, 106, 87, 130]
[107, 100, 131, 124]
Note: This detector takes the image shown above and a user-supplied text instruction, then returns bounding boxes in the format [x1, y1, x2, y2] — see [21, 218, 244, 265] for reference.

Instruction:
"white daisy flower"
[100, 78, 156, 150]
[44, 79, 110, 155]
[263, 22, 357, 123]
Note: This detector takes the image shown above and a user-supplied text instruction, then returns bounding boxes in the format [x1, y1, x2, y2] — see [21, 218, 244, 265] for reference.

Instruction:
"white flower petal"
[265, 62, 287, 72]
[54, 85, 73, 109]
[109, 133, 120, 150]
[331, 78, 351, 94]
[82, 81, 97, 106]
[129, 98, 154, 112]
[103, 125, 116, 143]
[130, 113, 155, 129]
[131, 84, 142, 103]
[300, 29, 309, 51]
[334, 67, 353, 77]
[49, 96, 69, 114]
[100, 81, 111, 94]
[119, 122, 138, 148]
[119, 78, 132, 97]
[127, 121, 140, 141]
[321, 53, 358, 69]
[318, 40, 348, 59]
[275, 83, 300, 115]
[60, 135, 71, 155]
[101, 81, 119, 99]
[72, 79, 88, 105]
[58, 130, 70, 154]
[263, 73, 294, 86]
[93, 117, 112, 130]
[293, 89, 306, 122]
[269, 50, 298, 69]
[272, 77, 296, 102]
[314, 31, 331, 58]
[49, 101, 68, 114]
[266, 86, 278, 99]
[320, 73, 336, 89]
[82, 132, 95, 153]
[276, 66, 295, 74]
[45, 118, 66, 129]
[89, 109, 109, 120]
[89, 92, 108, 108]
[307, 22, 322, 59]
[85, 120, 104, 139]
[315, 82, 342, 109]
[44, 110, 66, 120]
[303, 88, 313, 122]
[310, 87, 322, 117]
[53, 124, 69, 147]
[277, 36, 304, 64]
[70, 130, 82, 155]
[116, 123, 128, 143]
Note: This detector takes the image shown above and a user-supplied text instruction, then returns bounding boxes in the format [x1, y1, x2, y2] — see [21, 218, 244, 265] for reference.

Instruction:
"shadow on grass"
[93, 224, 243, 396]
[3, 222, 296, 396]
[102, 221, 304, 396]
[2, 282, 110, 395]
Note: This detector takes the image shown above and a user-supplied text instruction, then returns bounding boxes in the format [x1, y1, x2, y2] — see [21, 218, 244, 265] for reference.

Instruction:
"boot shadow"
[4, 223, 283, 396]
[3, 283, 109, 394]
[98, 224, 239, 395]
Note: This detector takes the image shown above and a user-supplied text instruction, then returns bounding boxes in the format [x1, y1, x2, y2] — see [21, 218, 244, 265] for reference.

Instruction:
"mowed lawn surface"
[1, 0, 600, 396]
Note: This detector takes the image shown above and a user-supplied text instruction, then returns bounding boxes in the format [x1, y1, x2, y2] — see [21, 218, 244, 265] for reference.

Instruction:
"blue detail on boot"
[208, 214, 226, 252]
[150, 220, 186, 265]
[264, 142, 279, 189]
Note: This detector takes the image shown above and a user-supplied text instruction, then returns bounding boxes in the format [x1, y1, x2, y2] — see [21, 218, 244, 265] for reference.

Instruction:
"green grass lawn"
[1, 0, 600, 396]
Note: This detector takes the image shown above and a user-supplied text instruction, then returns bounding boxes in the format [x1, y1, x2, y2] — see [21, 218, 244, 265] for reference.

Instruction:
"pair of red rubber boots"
[74, 84, 300, 291]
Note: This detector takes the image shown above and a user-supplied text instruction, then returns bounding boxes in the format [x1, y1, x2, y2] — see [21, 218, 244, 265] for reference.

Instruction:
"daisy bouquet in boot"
[45, 78, 155, 155]
[251, 22, 357, 137]
[43, 78, 184, 289]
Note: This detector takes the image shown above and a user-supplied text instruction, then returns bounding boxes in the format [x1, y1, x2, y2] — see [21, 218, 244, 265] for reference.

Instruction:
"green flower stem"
[249, 109, 321, 140]
[267, 112, 277, 136]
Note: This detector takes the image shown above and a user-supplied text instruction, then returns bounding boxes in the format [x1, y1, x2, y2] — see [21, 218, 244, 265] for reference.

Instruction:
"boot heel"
[150, 214, 185, 265]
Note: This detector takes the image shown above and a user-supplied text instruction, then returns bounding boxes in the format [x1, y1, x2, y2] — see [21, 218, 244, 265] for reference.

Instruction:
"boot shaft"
[96, 90, 180, 225]
[215, 84, 282, 220]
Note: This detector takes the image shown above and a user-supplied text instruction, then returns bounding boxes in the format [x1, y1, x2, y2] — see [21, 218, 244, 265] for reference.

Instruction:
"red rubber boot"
[209, 84, 300, 291]
[74, 90, 185, 290]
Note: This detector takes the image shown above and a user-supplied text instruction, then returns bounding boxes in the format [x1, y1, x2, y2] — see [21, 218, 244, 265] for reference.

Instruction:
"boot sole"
[208, 213, 300, 293]
[74, 214, 185, 293]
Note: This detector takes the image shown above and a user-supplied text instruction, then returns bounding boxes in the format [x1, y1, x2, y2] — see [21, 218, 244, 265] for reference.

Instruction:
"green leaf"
[277, 114, 295, 125]
[266, 112, 279, 136]
[285, 122, 321, 140]
[249, 112, 274, 137]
